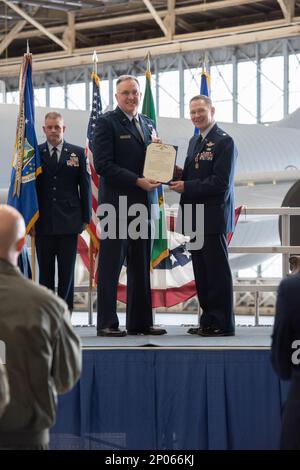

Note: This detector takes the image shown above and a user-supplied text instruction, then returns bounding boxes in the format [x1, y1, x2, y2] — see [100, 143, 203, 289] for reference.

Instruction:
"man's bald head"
[0, 205, 26, 266]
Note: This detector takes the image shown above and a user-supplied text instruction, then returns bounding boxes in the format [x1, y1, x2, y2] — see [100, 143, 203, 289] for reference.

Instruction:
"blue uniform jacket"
[92, 106, 156, 215]
[36, 141, 92, 235]
[180, 123, 237, 235]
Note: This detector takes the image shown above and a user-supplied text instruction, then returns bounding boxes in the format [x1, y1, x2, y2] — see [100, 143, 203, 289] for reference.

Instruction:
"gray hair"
[116, 75, 140, 88]
[189, 94, 213, 107]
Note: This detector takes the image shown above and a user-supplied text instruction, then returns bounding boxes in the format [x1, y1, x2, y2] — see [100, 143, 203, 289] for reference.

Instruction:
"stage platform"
[51, 322, 289, 450]
[74, 325, 273, 349]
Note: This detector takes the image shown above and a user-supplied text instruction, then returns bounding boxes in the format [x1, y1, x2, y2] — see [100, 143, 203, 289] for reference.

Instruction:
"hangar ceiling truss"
[0, 0, 300, 76]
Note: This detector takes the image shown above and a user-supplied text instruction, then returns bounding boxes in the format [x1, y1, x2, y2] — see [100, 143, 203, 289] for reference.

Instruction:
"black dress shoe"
[127, 326, 167, 335]
[187, 327, 201, 335]
[187, 326, 211, 335]
[97, 328, 127, 337]
[198, 328, 235, 337]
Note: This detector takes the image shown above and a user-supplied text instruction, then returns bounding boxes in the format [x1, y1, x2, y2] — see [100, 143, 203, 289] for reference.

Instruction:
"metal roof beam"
[176, 17, 194, 33]
[0, 5, 39, 57]
[2, 18, 300, 77]
[163, 0, 176, 40]
[0, 0, 69, 51]
[176, 0, 264, 14]
[6, 0, 267, 41]
[142, 0, 169, 37]
[0, 20, 27, 56]
[62, 11, 76, 54]
[277, 0, 295, 21]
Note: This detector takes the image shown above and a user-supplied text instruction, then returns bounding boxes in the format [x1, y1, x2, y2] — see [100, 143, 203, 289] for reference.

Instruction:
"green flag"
[142, 69, 169, 268]
[142, 70, 157, 126]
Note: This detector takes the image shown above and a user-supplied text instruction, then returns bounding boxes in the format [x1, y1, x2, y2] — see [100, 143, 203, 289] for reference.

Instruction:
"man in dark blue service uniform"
[271, 274, 300, 449]
[170, 95, 237, 337]
[93, 75, 167, 337]
[35, 112, 91, 313]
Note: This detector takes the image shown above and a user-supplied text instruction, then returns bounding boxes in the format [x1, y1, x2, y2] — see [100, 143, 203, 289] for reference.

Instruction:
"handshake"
[169, 165, 184, 194]
[173, 165, 183, 180]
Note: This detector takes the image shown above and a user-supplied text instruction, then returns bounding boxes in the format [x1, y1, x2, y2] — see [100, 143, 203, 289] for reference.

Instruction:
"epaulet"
[216, 128, 228, 137]
[141, 113, 152, 122]
[103, 110, 114, 118]
[69, 143, 84, 153]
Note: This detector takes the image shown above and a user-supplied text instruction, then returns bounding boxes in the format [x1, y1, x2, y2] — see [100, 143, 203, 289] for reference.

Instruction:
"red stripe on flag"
[77, 235, 90, 273]
[117, 281, 197, 309]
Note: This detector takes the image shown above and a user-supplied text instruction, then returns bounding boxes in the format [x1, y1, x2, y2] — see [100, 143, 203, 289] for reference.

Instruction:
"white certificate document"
[143, 143, 177, 184]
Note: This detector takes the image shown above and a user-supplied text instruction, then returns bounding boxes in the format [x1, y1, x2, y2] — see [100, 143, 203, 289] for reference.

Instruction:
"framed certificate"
[143, 143, 178, 184]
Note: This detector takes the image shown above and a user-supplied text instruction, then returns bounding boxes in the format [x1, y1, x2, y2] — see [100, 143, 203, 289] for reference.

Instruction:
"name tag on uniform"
[120, 134, 131, 139]
[67, 155, 79, 167]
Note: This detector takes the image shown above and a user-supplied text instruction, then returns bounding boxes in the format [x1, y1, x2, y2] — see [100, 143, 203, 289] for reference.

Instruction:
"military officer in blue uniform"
[271, 273, 300, 449]
[35, 112, 91, 312]
[93, 75, 167, 337]
[170, 95, 237, 336]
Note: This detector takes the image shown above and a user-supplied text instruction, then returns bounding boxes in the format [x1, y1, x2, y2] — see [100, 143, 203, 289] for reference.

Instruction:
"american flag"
[117, 206, 242, 308]
[77, 72, 102, 280]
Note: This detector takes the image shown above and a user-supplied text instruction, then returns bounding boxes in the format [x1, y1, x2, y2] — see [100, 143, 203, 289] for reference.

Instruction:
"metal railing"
[228, 207, 300, 325]
[65, 207, 300, 325]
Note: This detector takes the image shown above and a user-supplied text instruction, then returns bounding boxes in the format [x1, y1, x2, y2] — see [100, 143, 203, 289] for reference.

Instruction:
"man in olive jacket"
[0, 362, 9, 418]
[0, 204, 81, 450]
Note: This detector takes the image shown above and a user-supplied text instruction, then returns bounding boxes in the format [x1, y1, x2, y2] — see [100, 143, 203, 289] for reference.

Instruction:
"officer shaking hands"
[170, 95, 237, 337]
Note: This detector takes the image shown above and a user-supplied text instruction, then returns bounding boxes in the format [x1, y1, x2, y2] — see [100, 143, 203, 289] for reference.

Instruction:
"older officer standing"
[93, 75, 167, 337]
[170, 95, 237, 337]
[35, 112, 91, 313]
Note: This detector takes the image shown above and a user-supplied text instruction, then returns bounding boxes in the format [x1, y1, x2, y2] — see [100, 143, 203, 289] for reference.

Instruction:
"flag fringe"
[86, 226, 100, 251]
[26, 211, 39, 235]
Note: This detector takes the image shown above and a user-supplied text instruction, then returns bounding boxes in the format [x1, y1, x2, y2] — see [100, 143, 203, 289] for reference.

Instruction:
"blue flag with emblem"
[7, 53, 42, 234]
[194, 67, 211, 135]
[200, 70, 210, 97]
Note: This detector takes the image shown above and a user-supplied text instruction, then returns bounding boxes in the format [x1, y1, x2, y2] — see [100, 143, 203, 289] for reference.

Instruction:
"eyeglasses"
[118, 90, 140, 97]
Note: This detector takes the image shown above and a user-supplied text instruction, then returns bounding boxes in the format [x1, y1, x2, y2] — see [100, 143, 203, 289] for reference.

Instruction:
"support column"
[108, 66, 114, 110]
[85, 67, 90, 111]
[0, 80, 6, 103]
[283, 39, 289, 117]
[178, 55, 185, 118]
[155, 58, 159, 116]
[256, 43, 261, 123]
[63, 70, 68, 109]
[232, 51, 238, 123]
[45, 79, 50, 107]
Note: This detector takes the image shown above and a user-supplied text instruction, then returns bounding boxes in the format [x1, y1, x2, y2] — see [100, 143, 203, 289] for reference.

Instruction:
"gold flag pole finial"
[145, 51, 152, 79]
